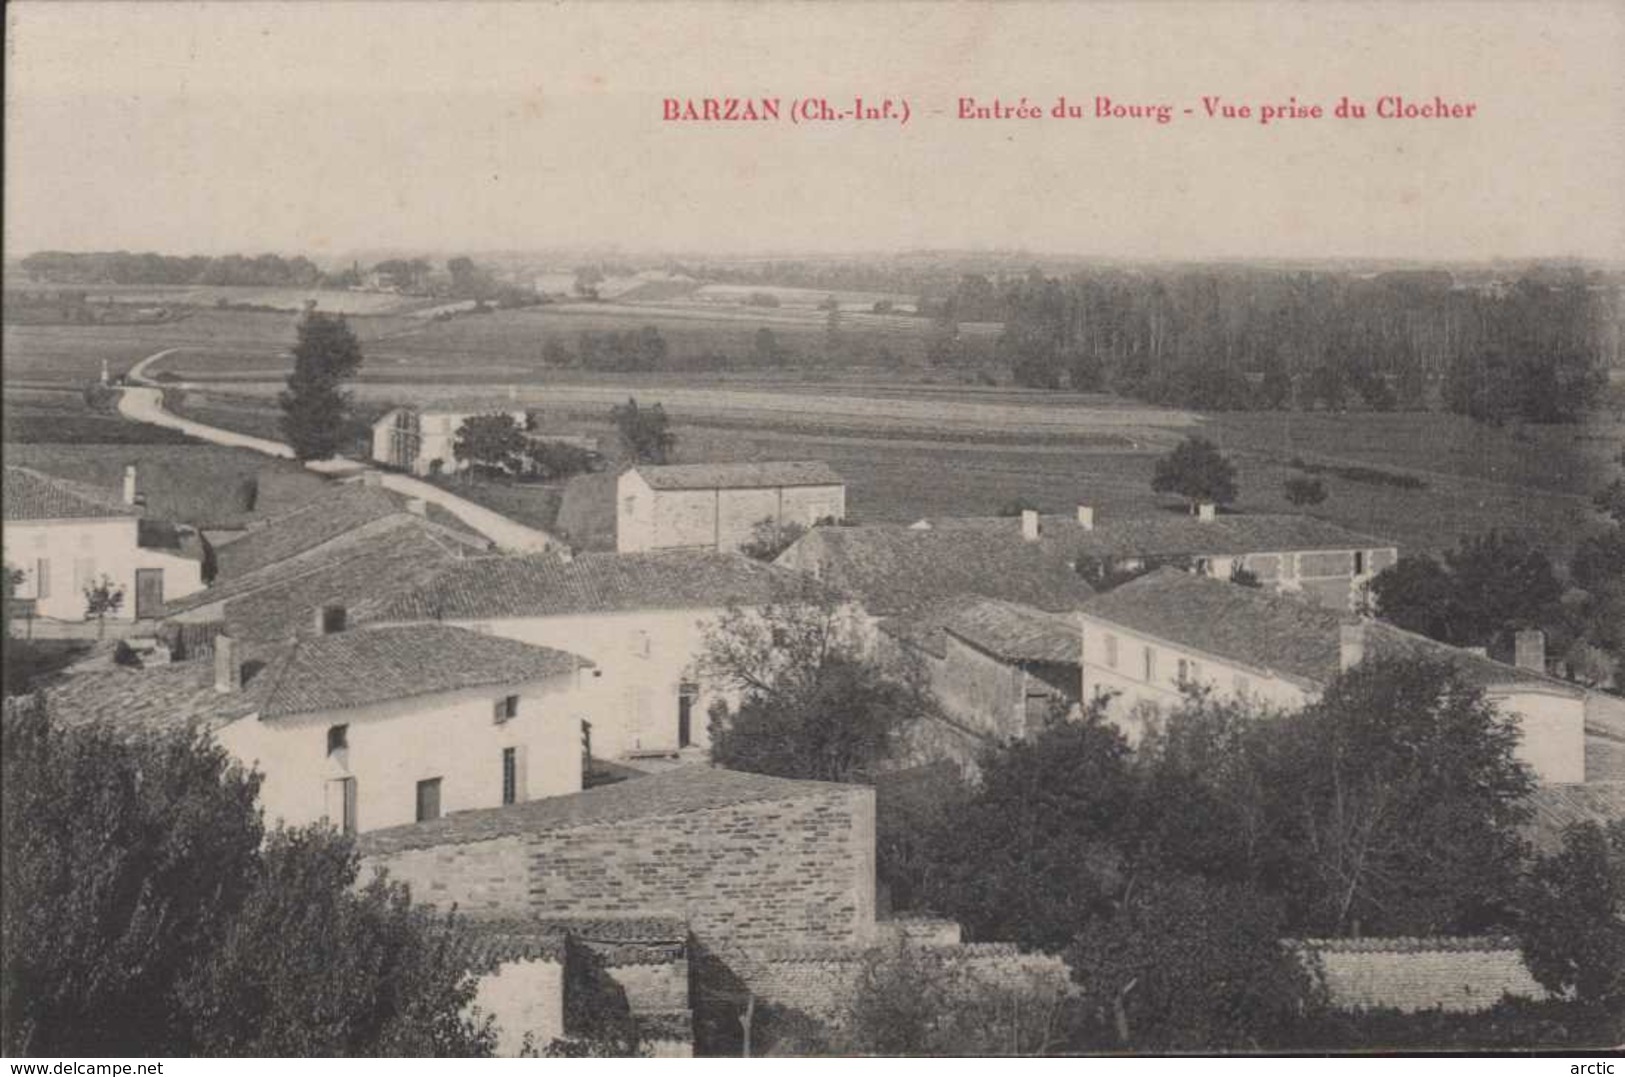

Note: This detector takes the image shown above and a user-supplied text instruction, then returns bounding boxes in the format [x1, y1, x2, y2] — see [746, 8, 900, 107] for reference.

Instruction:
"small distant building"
[35, 622, 595, 834]
[616, 461, 846, 554]
[1077, 568, 1592, 784]
[910, 505, 1398, 610]
[3, 465, 205, 623]
[371, 407, 528, 477]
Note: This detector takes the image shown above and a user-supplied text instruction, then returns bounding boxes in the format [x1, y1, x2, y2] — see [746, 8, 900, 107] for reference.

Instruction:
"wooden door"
[134, 569, 164, 619]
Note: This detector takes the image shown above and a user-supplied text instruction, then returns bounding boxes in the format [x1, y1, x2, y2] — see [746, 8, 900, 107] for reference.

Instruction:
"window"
[320, 605, 348, 634]
[1189, 660, 1202, 682]
[416, 778, 442, 822]
[1176, 657, 1189, 682]
[501, 748, 518, 806]
[73, 558, 96, 591]
[1104, 634, 1119, 669]
[1354, 550, 1366, 575]
[1142, 646, 1157, 683]
[326, 724, 348, 755]
[1194, 558, 1211, 576]
[34, 559, 50, 600]
[629, 630, 651, 657]
[493, 694, 520, 723]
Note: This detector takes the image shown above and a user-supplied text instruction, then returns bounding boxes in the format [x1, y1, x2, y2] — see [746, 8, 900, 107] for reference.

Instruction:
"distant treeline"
[976, 267, 1620, 423]
[18, 250, 334, 288]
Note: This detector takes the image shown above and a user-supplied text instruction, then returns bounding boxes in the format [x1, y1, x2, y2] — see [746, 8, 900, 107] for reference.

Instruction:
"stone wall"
[471, 957, 565, 1056]
[524, 788, 876, 949]
[1296, 936, 1547, 1014]
[364, 784, 876, 952]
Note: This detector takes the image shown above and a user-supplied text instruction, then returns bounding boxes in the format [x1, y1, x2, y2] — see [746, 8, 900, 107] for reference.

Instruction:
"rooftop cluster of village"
[4, 434, 1623, 1056]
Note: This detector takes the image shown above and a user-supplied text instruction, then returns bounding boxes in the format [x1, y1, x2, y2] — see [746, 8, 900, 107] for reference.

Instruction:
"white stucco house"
[37, 622, 595, 834]
[371, 406, 529, 477]
[616, 461, 846, 554]
[1077, 568, 1590, 785]
[354, 549, 807, 763]
[3, 465, 205, 623]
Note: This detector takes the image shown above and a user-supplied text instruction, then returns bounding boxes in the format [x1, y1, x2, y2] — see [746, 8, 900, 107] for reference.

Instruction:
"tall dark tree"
[609, 397, 675, 464]
[1518, 820, 1625, 1011]
[279, 311, 363, 461]
[1150, 436, 1238, 510]
[452, 413, 528, 477]
[702, 579, 927, 784]
[1261, 655, 1535, 936]
[920, 712, 1138, 951]
[2, 706, 493, 1057]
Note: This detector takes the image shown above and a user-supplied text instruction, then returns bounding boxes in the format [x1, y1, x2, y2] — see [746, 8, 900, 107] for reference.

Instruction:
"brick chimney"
[214, 635, 241, 693]
[1076, 505, 1095, 531]
[1514, 629, 1546, 672]
[1338, 622, 1366, 672]
[1197, 502, 1216, 523]
[123, 465, 138, 506]
[1021, 509, 1040, 541]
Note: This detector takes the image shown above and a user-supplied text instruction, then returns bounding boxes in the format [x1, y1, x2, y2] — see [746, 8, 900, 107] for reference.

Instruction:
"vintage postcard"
[3, 0, 1622, 1062]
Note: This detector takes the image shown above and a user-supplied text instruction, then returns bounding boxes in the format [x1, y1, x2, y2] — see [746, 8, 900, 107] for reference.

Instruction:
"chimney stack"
[1197, 502, 1216, 523]
[1514, 629, 1546, 672]
[1021, 509, 1040, 541]
[214, 635, 241, 693]
[405, 497, 427, 517]
[1338, 622, 1366, 672]
[1076, 505, 1095, 531]
[123, 465, 137, 506]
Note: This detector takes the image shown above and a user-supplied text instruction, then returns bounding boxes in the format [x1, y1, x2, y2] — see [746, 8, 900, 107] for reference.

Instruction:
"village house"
[877, 595, 1082, 760]
[774, 521, 1099, 628]
[3, 465, 205, 623]
[353, 549, 808, 763]
[615, 461, 846, 554]
[34, 622, 596, 834]
[1076, 568, 1608, 785]
[371, 406, 528, 476]
[163, 504, 489, 642]
[910, 505, 1398, 610]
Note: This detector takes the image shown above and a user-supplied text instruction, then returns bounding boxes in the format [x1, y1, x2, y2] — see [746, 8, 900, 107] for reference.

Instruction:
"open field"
[2, 311, 416, 385]
[3, 280, 438, 316]
[3, 384, 197, 444]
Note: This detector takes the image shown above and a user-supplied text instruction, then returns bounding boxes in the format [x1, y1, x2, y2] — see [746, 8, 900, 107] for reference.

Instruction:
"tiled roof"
[357, 765, 863, 854]
[27, 645, 283, 737]
[881, 595, 1081, 664]
[1080, 568, 1583, 696]
[917, 511, 1394, 558]
[455, 919, 569, 969]
[357, 549, 804, 622]
[31, 624, 589, 729]
[633, 460, 844, 491]
[3, 466, 136, 521]
[213, 482, 485, 579]
[778, 526, 1096, 619]
[1291, 936, 1521, 954]
[255, 624, 590, 719]
[168, 513, 483, 619]
[1523, 782, 1625, 856]
[170, 520, 482, 642]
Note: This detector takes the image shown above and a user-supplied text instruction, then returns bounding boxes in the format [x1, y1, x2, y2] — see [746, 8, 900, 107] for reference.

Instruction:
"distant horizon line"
[4, 247, 1622, 271]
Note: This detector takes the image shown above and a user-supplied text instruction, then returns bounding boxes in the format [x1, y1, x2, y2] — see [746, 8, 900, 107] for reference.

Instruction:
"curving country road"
[118, 349, 559, 553]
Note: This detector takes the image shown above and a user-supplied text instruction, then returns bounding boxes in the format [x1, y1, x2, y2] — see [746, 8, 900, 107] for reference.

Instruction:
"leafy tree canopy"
[1150, 436, 1238, 509]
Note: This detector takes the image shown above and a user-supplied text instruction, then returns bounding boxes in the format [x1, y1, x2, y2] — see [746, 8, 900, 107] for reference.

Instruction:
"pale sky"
[5, 0, 1624, 261]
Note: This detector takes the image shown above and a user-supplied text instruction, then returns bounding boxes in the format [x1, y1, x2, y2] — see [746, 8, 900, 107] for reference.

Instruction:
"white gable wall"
[216, 671, 587, 834]
[4, 516, 205, 622]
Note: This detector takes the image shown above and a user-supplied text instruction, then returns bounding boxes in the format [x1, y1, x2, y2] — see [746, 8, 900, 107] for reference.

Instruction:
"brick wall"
[524, 789, 875, 949]
[364, 785, 876, 952]
[1296, 936, 1547, 1013]
[376, 835, 533, 915]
